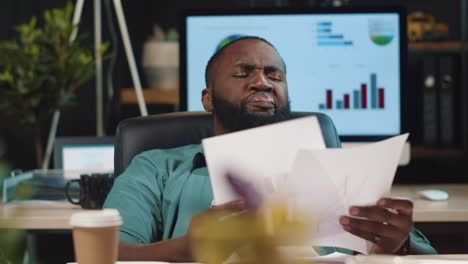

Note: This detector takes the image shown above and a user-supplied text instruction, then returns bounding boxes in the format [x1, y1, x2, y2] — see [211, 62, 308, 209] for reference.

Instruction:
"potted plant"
[142, 24, 179, 90]
[0, 2, 107, 168]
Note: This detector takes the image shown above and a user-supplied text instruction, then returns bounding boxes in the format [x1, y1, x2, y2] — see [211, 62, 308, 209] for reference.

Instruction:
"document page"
[202, 116, 326, 204]
[286, 134, 408, 253]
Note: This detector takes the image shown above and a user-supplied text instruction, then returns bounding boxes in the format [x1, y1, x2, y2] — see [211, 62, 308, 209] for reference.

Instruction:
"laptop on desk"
[2, 137, 115, 203]
[54, 136, 115, 179]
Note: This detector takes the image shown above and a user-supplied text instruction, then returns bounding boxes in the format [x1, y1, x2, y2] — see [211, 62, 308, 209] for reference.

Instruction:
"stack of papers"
[203, 116, 326, 204]
[202, 116, 408, 254]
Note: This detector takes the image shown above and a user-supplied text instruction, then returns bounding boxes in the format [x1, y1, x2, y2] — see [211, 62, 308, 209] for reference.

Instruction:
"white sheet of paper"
[277, 246, 351, 263]
[225, 247, 350, 264]
[310, 252, 352, 263]
[202, 116, 326, 204]
[286, 133, 409, 254]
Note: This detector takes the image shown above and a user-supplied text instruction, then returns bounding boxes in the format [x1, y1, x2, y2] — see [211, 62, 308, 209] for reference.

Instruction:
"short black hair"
[204, 36, 286, 88]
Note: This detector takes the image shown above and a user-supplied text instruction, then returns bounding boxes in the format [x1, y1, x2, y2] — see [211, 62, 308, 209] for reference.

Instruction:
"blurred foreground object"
[190, 174, 316, 264]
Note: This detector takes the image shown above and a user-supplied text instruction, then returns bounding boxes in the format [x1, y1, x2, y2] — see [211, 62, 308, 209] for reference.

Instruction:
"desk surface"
[0, 201, 84, 229]
[391, 184, 468, 222]
[1, 184, 468, 229]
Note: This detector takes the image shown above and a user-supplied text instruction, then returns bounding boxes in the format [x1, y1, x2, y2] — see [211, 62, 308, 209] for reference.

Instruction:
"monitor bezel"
[179, 6, 408, 142]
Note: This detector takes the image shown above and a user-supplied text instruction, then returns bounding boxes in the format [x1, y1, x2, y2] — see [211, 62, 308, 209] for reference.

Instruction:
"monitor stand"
[341, 142, 410, 166]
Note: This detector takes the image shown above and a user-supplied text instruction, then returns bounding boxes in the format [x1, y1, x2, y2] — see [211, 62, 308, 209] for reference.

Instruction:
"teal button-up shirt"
[103, 144, 436, 255]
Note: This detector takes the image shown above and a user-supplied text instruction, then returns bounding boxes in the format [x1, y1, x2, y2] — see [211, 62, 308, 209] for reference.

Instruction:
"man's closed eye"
[232, 74, 248, 78]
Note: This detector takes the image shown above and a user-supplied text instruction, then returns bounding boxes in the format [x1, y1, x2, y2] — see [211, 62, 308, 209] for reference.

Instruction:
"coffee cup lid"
[70, 209, 123, 228]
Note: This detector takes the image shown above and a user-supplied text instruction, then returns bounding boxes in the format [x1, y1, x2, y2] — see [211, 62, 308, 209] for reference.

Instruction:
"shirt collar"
[191, 152, 206, 172]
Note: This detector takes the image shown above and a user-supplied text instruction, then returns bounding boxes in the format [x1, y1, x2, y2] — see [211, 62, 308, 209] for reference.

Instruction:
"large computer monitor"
[179, 7, 407, 142]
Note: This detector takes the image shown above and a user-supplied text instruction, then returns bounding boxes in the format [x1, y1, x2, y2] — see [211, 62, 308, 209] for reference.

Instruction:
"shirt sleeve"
[409, 227, 437, 254]
[103, 152, 164, 244]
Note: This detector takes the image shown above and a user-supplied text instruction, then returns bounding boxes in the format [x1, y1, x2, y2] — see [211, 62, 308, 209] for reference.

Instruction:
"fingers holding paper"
[339, 198, 413, 254]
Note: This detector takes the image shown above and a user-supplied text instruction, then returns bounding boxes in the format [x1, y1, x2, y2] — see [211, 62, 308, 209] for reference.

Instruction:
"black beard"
[212, 92, 291, 133]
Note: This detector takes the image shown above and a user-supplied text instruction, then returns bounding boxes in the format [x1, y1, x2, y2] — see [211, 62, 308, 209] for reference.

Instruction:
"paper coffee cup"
[70, 209, 122, 264]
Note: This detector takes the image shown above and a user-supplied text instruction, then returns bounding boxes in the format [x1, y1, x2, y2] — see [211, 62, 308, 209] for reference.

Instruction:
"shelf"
[411, 145, 465, 158]
[120, 88, 179, 105]
[408, 41, 464, 52]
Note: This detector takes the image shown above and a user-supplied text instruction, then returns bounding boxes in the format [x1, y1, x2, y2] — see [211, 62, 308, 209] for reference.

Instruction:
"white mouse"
[418, 189, 449, 201]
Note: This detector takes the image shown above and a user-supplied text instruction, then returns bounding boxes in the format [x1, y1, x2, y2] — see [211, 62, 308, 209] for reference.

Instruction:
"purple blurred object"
[226, 173, 263, 210]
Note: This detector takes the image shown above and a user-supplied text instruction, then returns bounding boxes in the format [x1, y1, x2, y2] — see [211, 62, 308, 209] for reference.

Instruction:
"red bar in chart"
[361, 84, 367, 109]
[378, 88, 385, 108]
[326, 90, 332, 109]
[344, 94, 350, 109]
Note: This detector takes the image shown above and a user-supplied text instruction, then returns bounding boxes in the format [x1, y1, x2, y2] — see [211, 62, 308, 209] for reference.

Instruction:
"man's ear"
[202, 88, 214, 112]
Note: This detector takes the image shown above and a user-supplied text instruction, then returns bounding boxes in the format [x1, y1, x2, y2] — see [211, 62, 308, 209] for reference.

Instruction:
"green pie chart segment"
[371, 35, 394, 46]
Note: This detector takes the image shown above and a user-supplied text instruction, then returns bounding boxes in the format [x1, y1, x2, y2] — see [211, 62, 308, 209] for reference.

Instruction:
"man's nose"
[248, 71, 273, 92]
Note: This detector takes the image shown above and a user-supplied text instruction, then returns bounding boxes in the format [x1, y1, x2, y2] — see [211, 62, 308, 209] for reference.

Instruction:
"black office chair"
[114, 111, 341, 176]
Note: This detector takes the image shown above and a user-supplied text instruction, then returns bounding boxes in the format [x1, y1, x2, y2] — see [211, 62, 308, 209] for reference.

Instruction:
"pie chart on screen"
[369, 19, 395, 46]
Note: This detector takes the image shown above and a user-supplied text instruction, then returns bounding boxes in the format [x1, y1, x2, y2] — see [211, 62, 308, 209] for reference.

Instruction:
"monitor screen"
[62, 145, 114, 172]
[54, 137, 115, 179]
[180, 7, 406, 141]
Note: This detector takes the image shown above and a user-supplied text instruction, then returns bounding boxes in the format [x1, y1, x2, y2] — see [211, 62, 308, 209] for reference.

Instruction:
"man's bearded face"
[203, 38, 291, 133]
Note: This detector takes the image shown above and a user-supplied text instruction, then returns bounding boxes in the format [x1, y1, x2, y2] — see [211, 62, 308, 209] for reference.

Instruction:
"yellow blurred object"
[407, 12, 449, 41]
[190, 198, 315, 264]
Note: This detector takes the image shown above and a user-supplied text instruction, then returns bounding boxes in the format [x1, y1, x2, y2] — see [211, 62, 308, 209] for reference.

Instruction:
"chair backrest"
[114, 111, 341, 176]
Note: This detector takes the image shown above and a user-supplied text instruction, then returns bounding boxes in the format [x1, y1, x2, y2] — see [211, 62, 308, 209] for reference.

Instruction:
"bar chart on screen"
[318, 73, 386, 110]
[315, 21, 354, 46]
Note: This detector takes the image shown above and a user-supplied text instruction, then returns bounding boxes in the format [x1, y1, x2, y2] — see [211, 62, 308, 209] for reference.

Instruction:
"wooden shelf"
[411, 145, 465, 158]
[408, 41, 464, 51]
[120, 88, 179, 105]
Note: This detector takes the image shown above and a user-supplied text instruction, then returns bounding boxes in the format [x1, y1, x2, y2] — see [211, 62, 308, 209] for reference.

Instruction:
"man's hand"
[339, 198, 413, 254]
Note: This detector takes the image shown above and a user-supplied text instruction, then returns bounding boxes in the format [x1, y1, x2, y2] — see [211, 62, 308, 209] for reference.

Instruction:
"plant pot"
[142, 41, 179, 90]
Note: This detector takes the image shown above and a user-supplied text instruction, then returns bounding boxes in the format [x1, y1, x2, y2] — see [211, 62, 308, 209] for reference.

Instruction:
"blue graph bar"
[317, 22, 332, 26]
[371, 73, 377, 109]
[353, 90, 360, 109]
[317, 29, 332, 33]
[318, 41, 353, 46]
[336, 100, 343, 109]
[319, 103, 325, 110]
[318, 35, 344, 39]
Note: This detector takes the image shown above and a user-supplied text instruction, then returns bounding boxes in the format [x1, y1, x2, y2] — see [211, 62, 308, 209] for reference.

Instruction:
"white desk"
[1, 184, 468, 229]
[391, 184, 468, 222]
[0, 201, 84, 229]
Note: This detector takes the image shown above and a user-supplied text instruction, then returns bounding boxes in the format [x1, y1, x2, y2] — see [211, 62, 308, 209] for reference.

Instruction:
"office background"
[1, 0, 466, 184]
[0, 0, 467, 263]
